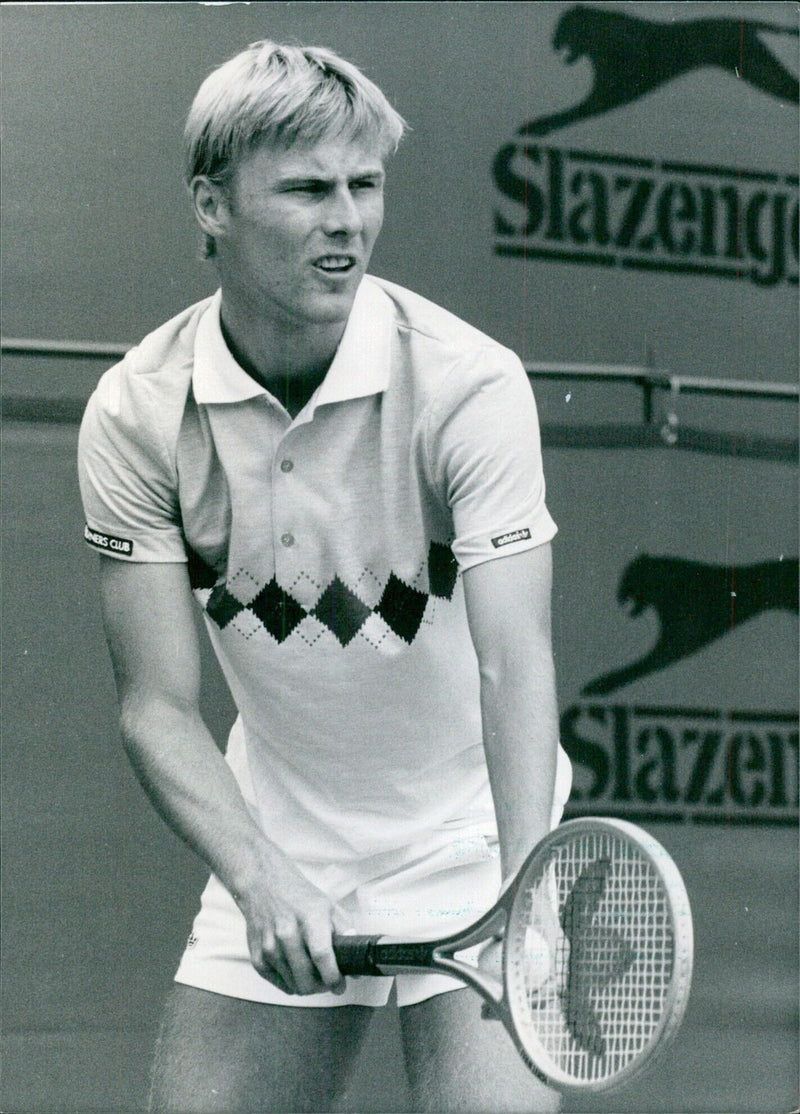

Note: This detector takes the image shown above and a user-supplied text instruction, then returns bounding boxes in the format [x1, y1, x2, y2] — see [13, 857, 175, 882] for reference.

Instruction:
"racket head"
[502, 817, 693, 1095]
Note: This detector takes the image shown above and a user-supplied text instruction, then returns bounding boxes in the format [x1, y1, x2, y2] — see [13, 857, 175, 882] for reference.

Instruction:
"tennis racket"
[334, 817, 693, 1095]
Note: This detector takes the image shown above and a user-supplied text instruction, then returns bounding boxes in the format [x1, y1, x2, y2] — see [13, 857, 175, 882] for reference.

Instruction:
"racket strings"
[509, 831, 674, 1084]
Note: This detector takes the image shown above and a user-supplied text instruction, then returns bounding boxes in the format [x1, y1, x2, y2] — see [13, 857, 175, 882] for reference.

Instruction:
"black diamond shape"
[186, 547, 218, 591]
[312, 577, 371, 646]
[428, 541, 458, 600]
[377, 574, 428, 644]
[206, 584, 245, 628]
[249, 579, 306, 643]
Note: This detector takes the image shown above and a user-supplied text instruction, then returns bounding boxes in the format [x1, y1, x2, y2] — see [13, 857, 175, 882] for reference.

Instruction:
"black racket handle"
[334, 934, 439, 975]
[333, 934, 383, 975]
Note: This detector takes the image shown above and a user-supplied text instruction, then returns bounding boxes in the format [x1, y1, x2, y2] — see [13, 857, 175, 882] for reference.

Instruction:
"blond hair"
[185, 39, 406, 188]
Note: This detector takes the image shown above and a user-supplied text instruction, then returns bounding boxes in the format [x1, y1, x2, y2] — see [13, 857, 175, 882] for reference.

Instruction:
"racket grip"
[333, 934, 383, 976]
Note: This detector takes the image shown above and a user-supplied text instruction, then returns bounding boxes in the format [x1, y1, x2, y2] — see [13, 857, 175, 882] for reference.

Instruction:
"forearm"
[479, 641, 560, 882]
[463, 546, 561, 882]
[119, 691, 274, 912]
[99, 558, 343, 994]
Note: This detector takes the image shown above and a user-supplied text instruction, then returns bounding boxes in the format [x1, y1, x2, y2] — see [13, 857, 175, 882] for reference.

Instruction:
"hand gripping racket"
[334, 817, 693, 1095]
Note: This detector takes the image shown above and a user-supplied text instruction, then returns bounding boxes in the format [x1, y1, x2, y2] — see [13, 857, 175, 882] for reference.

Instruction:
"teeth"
[317, 257, 352, 270]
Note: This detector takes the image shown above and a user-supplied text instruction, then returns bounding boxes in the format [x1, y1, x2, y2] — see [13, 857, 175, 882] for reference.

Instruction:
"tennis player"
[78, 40, 572, 1113]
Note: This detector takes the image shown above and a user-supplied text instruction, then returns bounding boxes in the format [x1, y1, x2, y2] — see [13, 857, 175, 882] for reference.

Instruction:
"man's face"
[218, 133, 385, 330]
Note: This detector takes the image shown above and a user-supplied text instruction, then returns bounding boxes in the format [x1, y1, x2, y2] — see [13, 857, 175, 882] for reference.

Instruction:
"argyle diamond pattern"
[376, 574, 428, 644]
[250, 579, 307, 643]
[206, 583, 245, 628]
[187, 548, 218, 591]
[187, 550, 220, 593]
[186, 541, 458, 648]
[313, 576, 372, 646]
[427, 540, 458, 601]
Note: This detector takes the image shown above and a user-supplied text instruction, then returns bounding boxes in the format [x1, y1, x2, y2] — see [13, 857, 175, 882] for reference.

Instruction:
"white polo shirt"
[79, 275, 569, 868]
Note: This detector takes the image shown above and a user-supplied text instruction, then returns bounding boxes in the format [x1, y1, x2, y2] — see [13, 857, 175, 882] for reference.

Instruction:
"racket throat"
[433, 906, 509, 1007]
[434, 949, 505, 1007]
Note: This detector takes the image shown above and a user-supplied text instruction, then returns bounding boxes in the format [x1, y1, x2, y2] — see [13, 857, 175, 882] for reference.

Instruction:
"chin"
[303, 291, 359, 324]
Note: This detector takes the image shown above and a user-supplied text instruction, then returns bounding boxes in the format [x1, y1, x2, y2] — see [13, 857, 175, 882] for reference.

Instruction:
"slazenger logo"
[583, 554, 799, 695]
[84, 524, 134, 556]
[562, 552, 798, 826]
[561, 704, 798, 826]
[494, 147, 798, 287]
[494, 8, 799, 287]
[519, 6, 798, 139]
[491, 527, 532, 549]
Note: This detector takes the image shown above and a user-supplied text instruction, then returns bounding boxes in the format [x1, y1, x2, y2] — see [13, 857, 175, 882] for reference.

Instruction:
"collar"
[192, 289, 267, 404]
[192, 279, 394, 408]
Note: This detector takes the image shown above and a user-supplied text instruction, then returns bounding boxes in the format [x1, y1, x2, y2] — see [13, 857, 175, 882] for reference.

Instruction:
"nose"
[321, 185, 363, 238]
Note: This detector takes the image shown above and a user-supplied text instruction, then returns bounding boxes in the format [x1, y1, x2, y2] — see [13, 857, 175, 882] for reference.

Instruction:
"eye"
[282, 181, 327, 196]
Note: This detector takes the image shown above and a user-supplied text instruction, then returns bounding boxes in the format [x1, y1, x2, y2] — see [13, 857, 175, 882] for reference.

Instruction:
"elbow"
[117, 694, 152, 761]
[117, 686, 200, 754]
[477, 657, 505, 694]
[116, 690, 174, 760]
[116, 691, 191, 795]
[477, 650, 525, 701]
[476, 635, 556, 697]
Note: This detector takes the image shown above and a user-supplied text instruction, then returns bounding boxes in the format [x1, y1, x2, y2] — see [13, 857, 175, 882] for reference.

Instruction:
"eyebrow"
[276, 169, 385, 188]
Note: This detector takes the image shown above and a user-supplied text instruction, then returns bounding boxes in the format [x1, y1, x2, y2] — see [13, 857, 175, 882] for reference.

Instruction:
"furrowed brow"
[277, 176, 331, 189]
[278, 168, 384, 188]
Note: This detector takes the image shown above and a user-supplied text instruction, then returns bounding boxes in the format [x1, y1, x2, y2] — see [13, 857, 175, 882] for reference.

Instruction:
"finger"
[264, 965, 294, 996]
[305, 919, 346, 993]
[250, 953, 295, 996]
[330, 908, 355, 993]
[249, 929, 296, 994]
[275, 920, 326, 996]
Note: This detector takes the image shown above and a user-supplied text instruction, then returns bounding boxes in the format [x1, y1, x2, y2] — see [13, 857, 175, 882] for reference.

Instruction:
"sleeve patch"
[84, 524, 134, 556]
[491, 527, 532, 549]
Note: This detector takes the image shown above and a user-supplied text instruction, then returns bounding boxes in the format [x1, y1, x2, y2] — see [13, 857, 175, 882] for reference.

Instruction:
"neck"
[219, 296, 345, 417]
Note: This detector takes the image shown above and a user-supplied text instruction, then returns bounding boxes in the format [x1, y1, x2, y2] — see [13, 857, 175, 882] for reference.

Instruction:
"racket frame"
[334, 816, 693, 1095]
[502, 817, 694, 1094]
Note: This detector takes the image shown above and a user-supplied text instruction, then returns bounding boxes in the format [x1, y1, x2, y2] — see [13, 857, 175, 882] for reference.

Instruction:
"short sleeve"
[424, 348, 556, 571]
[77, 361, 188, 563]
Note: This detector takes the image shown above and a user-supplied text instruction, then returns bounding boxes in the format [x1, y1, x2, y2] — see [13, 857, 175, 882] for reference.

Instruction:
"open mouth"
[313, 255, 357, 275]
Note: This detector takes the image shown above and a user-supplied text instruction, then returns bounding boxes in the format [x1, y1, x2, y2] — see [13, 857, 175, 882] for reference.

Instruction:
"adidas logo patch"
[491, 528, 532, 549]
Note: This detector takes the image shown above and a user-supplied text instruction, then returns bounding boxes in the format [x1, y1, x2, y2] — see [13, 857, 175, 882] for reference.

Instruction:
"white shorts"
[175, 792, 567, 1009]
[175, 829, 502, 1007]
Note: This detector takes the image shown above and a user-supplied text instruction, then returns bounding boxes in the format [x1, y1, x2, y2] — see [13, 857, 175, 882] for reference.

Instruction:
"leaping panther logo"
[583, 555, 799, 696]
[520, 7, 798, 138]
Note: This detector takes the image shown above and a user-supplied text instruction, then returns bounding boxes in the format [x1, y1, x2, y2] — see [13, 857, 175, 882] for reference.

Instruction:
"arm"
[98, 556, 345, 995]
[462, 543, 559, 883]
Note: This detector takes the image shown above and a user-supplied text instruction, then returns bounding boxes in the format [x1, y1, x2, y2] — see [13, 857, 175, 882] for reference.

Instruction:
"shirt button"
[280, 458, 294, 473]
[281, 532, 295, 548]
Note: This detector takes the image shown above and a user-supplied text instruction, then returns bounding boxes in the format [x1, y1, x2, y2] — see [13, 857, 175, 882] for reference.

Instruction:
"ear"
[191, 176, 231, 242]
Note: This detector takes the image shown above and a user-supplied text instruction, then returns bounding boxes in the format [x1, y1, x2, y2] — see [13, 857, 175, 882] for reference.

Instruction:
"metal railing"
[2, 338, 798, 444]
[1, 338, 131, 361]
[524, 360, 799, 426]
